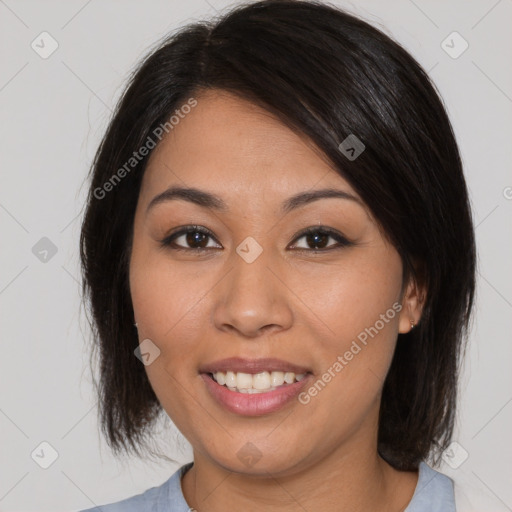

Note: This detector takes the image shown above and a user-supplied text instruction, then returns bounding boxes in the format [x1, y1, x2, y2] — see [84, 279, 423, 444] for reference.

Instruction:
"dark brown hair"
[80, 0, 476, 471]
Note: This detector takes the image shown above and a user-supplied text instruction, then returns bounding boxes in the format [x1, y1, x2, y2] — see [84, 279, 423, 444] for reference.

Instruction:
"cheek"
[129, 247, 213, 434]
[293, 244, 403, 347]
[129, 243, 208, 347]
[292, 246, 403, 406]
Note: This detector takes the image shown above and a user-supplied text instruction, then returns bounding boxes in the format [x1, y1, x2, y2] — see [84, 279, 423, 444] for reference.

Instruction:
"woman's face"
[129, 89, 413, 476]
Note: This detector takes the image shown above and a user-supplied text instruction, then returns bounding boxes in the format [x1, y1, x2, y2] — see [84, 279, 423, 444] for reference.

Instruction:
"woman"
[78, 0, 476, 510]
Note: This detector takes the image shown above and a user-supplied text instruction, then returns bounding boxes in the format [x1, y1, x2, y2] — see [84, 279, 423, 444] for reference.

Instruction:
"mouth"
[199, 357, 314, 416]
[206, 370, 308, 393]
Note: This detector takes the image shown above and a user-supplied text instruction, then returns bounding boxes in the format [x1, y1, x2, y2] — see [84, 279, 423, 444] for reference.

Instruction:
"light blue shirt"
[78, 460, 455, 511]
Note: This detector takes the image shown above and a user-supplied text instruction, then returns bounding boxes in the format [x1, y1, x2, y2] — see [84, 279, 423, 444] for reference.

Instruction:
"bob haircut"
[80, 0, 476, 471]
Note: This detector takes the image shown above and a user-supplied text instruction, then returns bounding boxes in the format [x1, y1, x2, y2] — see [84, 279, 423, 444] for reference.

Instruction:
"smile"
[211, 370, 306, 393]
[201, 371, 312, 416]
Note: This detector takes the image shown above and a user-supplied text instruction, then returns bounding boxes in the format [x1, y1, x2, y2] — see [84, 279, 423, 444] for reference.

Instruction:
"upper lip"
[199, 357, 312, 375]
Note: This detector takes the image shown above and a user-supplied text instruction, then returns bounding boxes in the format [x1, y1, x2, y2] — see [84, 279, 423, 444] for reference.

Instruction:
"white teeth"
[225, 371, 236, 388]
[270, 371, 285, 387]
[247, 387, 275, 394]
[216, 372, 226, 386]
[253, 371, 271, 390]
[284, 372, 295, 384]
[211, 370, 307, 392]
[236, 372, 253, 389]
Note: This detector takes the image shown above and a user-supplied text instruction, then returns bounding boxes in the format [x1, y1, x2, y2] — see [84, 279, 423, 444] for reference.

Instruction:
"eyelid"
[159, 225, 221, 249]
[159, 224, 353, 251]
[288, 226, 352, 251]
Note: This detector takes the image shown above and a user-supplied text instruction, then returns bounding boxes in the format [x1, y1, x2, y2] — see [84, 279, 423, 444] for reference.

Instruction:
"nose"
[212, 245, 293, 338]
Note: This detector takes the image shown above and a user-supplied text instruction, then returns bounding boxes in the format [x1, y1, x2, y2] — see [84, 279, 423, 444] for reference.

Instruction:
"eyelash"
[159, 225, 353, 253]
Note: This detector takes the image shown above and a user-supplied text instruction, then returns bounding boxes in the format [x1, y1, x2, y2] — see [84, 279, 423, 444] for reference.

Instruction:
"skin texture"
[129, 89, 425, 512]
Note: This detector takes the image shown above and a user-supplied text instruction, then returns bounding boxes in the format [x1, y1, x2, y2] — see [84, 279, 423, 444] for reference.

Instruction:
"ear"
[398, 267, 427, 334]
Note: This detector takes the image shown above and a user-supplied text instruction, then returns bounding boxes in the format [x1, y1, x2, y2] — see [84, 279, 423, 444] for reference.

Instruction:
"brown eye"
[160, 225, 221, 251]
[183, 231, 209, 248]
[290, 227, 352, 251]
[160, 225, 352, 253]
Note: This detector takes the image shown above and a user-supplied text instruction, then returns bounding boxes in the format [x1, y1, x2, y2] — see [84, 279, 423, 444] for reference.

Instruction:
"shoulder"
[405, 461, 456, 512]
[77, 462, 194, 512]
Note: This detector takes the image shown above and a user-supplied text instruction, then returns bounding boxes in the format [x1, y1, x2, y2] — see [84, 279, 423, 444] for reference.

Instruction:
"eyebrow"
[146, 185, 362, 215]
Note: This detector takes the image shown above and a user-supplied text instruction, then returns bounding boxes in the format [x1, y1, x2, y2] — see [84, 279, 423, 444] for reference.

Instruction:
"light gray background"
[1, 0, 511, 510]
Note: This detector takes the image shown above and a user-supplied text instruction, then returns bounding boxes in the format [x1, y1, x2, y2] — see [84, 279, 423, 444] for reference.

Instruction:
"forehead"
[142, 89, 360, 205]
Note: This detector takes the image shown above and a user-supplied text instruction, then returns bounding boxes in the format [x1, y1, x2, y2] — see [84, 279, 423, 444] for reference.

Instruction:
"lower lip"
[200, 373, 312, 416]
